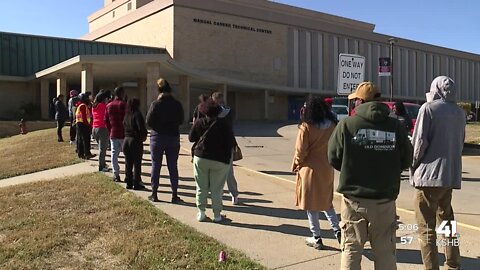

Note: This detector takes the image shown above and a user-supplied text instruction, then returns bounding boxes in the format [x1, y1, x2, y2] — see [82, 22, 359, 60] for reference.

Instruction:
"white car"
[332, 105, 349, 121]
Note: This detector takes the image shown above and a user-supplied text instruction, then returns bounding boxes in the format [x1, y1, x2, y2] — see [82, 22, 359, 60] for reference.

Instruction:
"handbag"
[233, 144, 243, 161]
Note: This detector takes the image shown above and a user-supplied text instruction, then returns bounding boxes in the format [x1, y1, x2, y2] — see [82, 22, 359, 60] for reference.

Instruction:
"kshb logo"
[435, 220, 460, 247]
[436, 220, 458, 237]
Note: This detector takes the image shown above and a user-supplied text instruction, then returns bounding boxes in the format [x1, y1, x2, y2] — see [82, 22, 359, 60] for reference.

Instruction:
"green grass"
[0, 128, 80, 179]
[466, 122, 480, 144]
[0, 121, 56, 138]
[0, 173, 264, 270]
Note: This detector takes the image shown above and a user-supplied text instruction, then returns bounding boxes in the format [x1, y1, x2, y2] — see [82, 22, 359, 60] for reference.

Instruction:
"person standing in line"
[146, 78, 184, 203]
[192, 94, 208, 124]
[92, 92, 110, 172]
[67, 90, 80, 144]
[211, 91, 240, 205]
[389, 102, 412, 135]
[189, 100, 235, 222]
[54, 94, 69, 142]
[292, 97, 341, 249]
[123, 98, 148, 190]
[328, 82, 412, 270]
[105, 87, 127, 182]
[75, 93, 96, 159]
[410, 76, 465, 270]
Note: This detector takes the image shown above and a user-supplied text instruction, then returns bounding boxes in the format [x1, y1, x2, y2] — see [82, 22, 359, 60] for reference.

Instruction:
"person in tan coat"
[292, 97, 341, 250]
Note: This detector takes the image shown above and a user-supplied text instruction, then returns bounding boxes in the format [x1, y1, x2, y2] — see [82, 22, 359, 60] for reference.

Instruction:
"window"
[112, 10, 115, 18]
[127, 2, 132, 11]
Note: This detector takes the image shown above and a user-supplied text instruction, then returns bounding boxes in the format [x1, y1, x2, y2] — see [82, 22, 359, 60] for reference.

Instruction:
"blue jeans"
[150, 134, 180, 196]
[307, 207, 340, 238]
[110, 138, 124, 178]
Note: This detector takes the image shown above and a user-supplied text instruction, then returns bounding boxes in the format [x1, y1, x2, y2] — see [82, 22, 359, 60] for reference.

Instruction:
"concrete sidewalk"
[1, 130, 479, 269]
[0, 162, 97, 188]
[92, 136, 479, 270]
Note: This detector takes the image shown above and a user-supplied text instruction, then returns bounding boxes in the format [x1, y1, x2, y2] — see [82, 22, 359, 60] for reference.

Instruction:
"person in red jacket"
[105, 87, 127, 182]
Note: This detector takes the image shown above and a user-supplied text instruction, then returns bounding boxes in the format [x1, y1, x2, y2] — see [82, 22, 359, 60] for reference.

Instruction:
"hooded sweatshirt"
[410, 76, 466, 189]
[328, 101, 413, 200]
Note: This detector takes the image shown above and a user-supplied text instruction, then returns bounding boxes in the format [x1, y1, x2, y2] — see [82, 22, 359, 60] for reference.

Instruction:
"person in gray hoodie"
[410, 76, 465, 270]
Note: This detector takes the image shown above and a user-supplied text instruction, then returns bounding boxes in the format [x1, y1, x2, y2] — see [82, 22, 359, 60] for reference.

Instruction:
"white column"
[56, 73, 67, 98]
[146, 62, 161, 104]
[40, 79, 50, 120]
[264, 90, 269, 120]
[138, 78, 147, 115]
[216, 83, 227, 105]
[81, 63, 93, 93]
[178, 75, 191, 123]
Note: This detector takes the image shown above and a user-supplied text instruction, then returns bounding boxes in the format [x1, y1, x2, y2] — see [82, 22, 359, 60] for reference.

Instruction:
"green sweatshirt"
[328, 101, 413, 200]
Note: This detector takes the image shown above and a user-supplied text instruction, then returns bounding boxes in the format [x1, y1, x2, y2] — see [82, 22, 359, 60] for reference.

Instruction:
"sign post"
[337, 54, 366, 96]
[475, 100, 479, 122]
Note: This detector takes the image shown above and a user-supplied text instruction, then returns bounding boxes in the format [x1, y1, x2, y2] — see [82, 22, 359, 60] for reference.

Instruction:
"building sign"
[378, 57, 392, 76]
[337, 53, 365, 95]
[193, 18, 272, 34]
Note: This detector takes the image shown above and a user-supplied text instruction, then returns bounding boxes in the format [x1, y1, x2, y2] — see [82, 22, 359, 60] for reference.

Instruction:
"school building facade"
[1, 0, 479, 121]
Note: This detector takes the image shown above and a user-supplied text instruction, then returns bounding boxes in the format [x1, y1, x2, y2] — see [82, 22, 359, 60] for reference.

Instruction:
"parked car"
[350, 101, 421, 135]
[332, 105, 349, 121]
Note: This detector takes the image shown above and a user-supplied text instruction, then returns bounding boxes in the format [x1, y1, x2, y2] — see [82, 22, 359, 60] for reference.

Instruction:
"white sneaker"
[305, 236, 324, 249]
[213, 214, 226, 223]
[231, 195, 239, 205]
[69, 140, 76, 145]
[197, 211, 206, 222]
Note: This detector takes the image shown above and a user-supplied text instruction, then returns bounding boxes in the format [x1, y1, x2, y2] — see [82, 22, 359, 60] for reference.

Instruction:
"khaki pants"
[193, 156, 229, 218]
[414, 187, 460, 270]
[340, 195, 397, 270]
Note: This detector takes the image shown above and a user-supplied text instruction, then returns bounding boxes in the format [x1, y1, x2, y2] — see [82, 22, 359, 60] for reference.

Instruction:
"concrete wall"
[90, 0, 136, 32]
[0, 81, 39, 120]
[267, 92, 288, 121]
[235, 91, 264, 120]
[174, 6, 288, 85]
[95, 7, 174, 56]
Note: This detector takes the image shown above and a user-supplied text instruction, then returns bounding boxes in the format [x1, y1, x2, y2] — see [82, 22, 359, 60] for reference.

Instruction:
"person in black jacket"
[189, 100, 235, 223]
[54, 94, 69, 142]
[123, 98, 147, 190]
[146, 78, 184, 203]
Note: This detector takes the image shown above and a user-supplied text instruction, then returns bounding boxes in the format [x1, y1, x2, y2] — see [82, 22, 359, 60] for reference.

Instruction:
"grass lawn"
[0, 128, 80, 179]
[465, 122, 480, 144]
[0, 173, 264, 270]
[0, 121, 57, 138]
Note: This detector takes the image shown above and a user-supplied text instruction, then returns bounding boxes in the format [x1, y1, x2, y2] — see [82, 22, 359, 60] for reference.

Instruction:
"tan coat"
[292, 122, 335, 211]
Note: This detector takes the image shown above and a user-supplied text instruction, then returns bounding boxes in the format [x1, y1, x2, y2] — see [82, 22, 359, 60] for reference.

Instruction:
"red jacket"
[105, 98, 126, 139]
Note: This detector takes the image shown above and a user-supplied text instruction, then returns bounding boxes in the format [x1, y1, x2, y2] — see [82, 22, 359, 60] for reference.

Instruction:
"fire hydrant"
[19, 119, 27, 135]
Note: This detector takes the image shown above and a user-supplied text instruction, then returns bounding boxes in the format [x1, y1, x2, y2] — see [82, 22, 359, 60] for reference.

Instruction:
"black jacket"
[55, 100, 69, 122]
[189, 117, 235, 164]
[123, 110, 148, 141]
[146, 95, 184, 136]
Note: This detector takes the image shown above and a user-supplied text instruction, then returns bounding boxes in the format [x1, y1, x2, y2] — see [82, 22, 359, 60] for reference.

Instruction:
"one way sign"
[337, 53, 366, 95]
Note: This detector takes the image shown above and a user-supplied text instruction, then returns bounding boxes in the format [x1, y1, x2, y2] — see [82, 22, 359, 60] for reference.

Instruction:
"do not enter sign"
[337, 53, 366, 95]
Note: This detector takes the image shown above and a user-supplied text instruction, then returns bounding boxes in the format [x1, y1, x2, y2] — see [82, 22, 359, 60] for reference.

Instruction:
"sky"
[0, 0, 478, 54]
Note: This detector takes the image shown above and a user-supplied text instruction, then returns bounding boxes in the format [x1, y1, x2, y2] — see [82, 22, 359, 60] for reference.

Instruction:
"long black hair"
[301, 97, 338, 127]
[126, 98, 140, 115]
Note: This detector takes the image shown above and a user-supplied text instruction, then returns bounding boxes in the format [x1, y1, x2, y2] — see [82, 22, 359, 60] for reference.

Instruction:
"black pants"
[69, 116, 76, 142]
[76, 122, 92, 158]
[123, 137, 144, 188]
[56, 120, 65, 141]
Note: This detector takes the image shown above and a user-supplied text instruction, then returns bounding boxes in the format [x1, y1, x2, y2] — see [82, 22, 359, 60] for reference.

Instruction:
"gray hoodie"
[410, 76, 466, 188]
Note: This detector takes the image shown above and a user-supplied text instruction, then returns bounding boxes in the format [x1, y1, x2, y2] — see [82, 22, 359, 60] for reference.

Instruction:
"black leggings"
[123, 137, 144, 187]
[76, 122, 92, 157]
[56, 120, 65, 141]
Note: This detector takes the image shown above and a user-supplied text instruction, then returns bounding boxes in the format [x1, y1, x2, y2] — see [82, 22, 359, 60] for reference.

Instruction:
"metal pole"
[390, 42, 394, 101]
